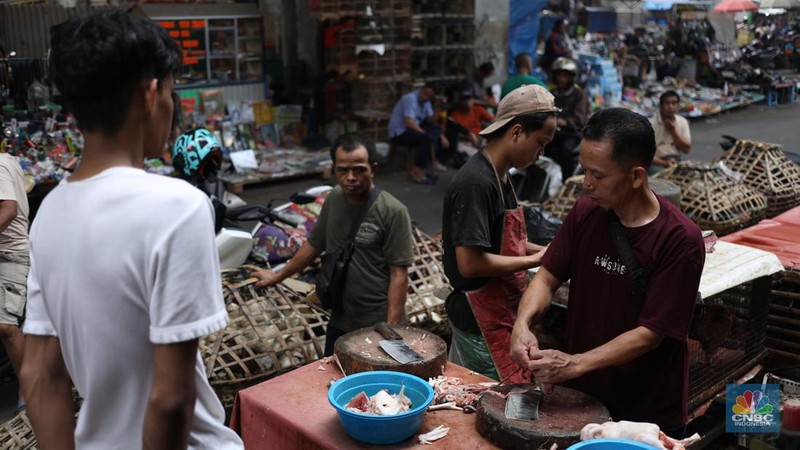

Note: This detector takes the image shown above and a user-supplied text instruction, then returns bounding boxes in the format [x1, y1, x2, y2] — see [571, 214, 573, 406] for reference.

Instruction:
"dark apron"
[465, 152, 529, 384]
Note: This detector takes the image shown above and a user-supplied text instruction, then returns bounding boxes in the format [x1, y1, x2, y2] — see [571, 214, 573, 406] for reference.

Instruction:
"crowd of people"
[0, 9, 712, 449]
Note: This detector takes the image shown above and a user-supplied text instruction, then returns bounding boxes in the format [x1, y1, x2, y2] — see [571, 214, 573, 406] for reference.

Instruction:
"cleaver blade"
[374, 322, 424, 364]
[504, 386, 542, 422]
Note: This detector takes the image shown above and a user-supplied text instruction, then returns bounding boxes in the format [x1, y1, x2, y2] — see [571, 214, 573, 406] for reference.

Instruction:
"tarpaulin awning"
[721, 205, 800, 270]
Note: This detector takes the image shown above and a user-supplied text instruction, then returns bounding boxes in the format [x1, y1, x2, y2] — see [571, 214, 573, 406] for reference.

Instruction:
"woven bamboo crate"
[202, 266, 330, 410]
[713, 139, 800, 217]
[542, 174, 585, 220]
[0, 412, 36, 450]
[406, 225, 450, 336]
[765, 268, 800, 378]
[654, 162, 768, 236]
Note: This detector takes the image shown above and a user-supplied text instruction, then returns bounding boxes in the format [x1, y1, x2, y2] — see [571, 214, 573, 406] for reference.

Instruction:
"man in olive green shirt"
[501, 53, 547, 100]
[252, 133, 414, 355]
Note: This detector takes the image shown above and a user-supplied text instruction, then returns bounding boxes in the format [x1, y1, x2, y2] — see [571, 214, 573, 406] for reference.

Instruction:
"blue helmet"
[171, 128, 223, 180]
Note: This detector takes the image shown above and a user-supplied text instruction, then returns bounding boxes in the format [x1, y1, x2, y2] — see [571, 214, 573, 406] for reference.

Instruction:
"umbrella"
[714, 0, 759, 11]
[758, 0, 800, 9]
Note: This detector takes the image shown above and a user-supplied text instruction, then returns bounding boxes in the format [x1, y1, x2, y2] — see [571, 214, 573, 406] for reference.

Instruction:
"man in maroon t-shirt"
[510, 108, 705, 433]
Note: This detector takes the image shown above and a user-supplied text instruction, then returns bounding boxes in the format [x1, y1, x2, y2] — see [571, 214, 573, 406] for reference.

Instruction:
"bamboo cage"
[713, 139, 800, 217]
[542, 175, 585, 220]
[405, 225, 450, 336]
[202, 266, 330, 410]
[654, 161, 768, 236]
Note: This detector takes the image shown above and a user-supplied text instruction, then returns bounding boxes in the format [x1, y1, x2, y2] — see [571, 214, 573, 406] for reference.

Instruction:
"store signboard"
[157, 19, 207, 66]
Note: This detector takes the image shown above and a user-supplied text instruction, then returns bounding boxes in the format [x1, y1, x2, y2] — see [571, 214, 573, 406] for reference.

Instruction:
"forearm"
[386, 268, 408, 325]
[142, 390, 196, 450]
[526, 242, 545, 255]
[670, 129, 691, 152]
[515, 271, 558, 329]
[143, 341, 199, 450]
[404, 118, 424, 134]
[23, 373, 75, 450]
[573, 326, 663, 375]
[20, 337, 75, 450]
[274, 242, 320, 282]
[458, 252, 537, 279]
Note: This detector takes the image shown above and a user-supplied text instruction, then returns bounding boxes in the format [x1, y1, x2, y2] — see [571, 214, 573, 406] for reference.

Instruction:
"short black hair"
[329, 132, 378, 165]
[423, 82, 442, 95]
[514, 53, 532, 70]
[49, 10, 181, 134]
[581, 108, 655, 169]
[479, 62, 495, 74]
[484, 112, 556, 142]
[659, 90, 680, 104]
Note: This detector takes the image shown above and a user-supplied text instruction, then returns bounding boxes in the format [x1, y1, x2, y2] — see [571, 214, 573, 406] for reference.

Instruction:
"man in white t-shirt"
[20, 11, 243, 450]
[0, 152, 30, 410]
[649, 90, 691, 173]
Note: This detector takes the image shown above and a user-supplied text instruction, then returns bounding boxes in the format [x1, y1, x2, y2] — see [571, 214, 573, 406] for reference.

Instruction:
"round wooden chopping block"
[476, 384, 610, 449]
[333, 325, 447, 380]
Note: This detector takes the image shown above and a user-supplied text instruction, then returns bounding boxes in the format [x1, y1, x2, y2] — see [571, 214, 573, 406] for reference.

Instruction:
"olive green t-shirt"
[309, 187, 414, 331]
[500, 74, 547, 99]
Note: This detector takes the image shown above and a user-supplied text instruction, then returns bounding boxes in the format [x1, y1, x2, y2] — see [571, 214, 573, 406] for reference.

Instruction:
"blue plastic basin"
[567, 438, 659, 449]
[327, 370, 434, 445]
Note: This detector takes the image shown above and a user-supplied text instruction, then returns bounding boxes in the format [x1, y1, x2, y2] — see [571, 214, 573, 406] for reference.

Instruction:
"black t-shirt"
[441, 153, 517, 334]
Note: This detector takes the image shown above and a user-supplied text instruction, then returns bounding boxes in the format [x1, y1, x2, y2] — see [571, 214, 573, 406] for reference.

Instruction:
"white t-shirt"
[24, 167, 243, 450]
[650, 111, 691, 159]
[0, 153, 29, 253]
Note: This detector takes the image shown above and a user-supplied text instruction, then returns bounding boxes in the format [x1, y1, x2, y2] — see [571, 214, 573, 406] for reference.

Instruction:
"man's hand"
[663, 115, 676, 132]
[528, 348, 584, 385]
[440, 135, 450, 150]
[510, 320, 541, 372]
[252, 269, 282, 287]
[469, 133, 480, 147]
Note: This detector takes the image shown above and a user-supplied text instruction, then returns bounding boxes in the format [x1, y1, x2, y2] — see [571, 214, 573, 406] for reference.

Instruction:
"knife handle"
[374, 322, 403, 340]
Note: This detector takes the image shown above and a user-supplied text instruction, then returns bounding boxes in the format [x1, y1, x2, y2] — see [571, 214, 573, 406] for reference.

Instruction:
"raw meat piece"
[580, 421, 701, 450]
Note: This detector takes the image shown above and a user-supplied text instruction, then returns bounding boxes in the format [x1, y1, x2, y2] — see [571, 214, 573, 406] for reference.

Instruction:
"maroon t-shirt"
[542, 195, 705, 430]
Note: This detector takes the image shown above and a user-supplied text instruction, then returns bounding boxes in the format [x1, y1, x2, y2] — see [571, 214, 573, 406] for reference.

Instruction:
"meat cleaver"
[504, 385, 542, 422]
[374, 322, 424, 364]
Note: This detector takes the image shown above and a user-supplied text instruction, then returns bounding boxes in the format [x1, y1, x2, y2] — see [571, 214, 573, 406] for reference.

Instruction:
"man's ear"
[370, 162, 379, 175]
[142, 78, 158, 116]
[631, 165, 648, 189]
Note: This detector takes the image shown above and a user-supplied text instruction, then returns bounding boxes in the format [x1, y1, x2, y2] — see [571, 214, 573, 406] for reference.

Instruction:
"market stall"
[230, 361, 498, 449]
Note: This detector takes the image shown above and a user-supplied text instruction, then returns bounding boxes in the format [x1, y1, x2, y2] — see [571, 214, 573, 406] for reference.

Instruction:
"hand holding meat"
[528, 348, 583, 385]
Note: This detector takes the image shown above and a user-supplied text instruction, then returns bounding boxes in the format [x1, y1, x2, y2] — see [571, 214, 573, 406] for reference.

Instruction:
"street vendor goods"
[346, 385, 412, 415]
[580, 421, 701, 450]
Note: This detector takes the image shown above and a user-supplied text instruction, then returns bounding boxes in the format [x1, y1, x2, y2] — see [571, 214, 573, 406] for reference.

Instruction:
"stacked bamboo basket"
[202, 266, 330, 410]
[654, 161, 768, 236]
[713, 139, 800, 218]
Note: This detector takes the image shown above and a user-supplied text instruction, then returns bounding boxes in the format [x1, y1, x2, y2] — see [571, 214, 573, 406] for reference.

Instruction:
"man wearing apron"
[441, 85, 559, 382]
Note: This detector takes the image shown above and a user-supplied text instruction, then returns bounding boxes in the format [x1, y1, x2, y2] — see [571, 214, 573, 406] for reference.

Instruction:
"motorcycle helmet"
[171, 128, 223, 180]
[551, 57, 578, 76]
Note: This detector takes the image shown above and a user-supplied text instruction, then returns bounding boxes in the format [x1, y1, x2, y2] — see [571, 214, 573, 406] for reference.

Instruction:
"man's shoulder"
[675, 114, 690, 126]
[375, 189, 408, 213]
[450, 156, 494, 189]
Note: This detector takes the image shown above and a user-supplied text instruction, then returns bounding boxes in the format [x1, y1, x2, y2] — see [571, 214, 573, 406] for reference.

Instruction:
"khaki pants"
[0, 252, 30, 326]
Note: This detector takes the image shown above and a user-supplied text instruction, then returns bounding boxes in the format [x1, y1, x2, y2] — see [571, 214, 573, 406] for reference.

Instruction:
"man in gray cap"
[441, 85, 558, 382]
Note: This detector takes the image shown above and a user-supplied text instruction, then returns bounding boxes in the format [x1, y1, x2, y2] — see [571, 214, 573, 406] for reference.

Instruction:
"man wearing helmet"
[252, 133, 414, 356]
[546, 57, 590, 181]
[20, 11, 243, 449]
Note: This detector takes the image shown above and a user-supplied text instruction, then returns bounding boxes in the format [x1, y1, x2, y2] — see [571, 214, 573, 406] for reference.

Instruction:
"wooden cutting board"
[333, 325, 447, 379]
[476, 384, 611, 449]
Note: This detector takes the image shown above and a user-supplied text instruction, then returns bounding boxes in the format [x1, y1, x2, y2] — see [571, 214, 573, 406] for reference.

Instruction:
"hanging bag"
[315, 188, 381, 310]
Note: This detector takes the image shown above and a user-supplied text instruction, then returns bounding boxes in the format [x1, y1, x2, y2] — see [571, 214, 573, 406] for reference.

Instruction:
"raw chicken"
[580, 421, 701, 450]
[345, 386, 412, 415]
